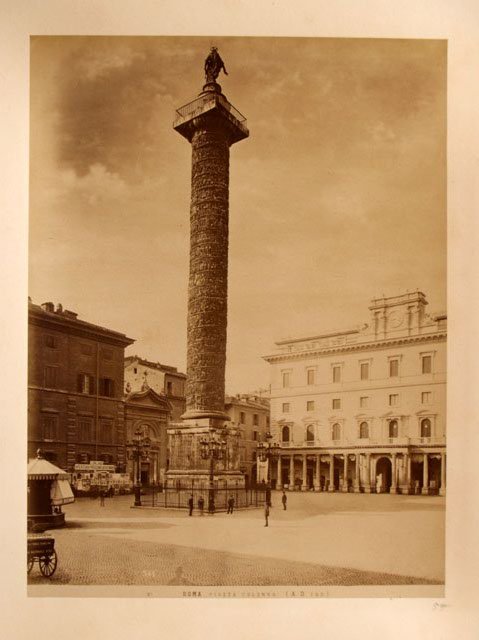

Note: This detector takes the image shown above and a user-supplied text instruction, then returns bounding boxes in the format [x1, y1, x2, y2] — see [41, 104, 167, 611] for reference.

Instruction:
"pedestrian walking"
[188, 494, 194, 516]
[198, 496, 205, 515]
[100, 490, 105, 506]
[227, 495, 235, 514]
[282, 491, 287, 510]
[264, 503, 270, 527]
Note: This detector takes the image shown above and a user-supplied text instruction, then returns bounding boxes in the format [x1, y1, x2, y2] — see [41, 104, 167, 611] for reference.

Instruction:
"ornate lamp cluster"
[127, 427, 152, 507]
[199, 426, 229, 514]
[199, 427, 228, 462]
[256, 432, 278, 463]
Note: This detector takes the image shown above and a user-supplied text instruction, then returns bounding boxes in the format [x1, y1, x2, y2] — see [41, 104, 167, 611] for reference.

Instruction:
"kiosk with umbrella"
[27, 449, 75, 531]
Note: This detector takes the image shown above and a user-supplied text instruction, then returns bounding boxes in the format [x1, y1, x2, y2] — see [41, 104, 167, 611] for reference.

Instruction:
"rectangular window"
[307, 369, 315, 385]
[422, 355, 432, 374]
[101, 419, 114, 444]
[360, 362, 369, 380]
[44, 366, 58, 388]
[422, 391, 432, 404]
[253, 431, 258, 441]
[77, 373, 95, 395]
[389, 359, 399, 377]
[167, 381, 173, 395]
[99, 378, 115, 397]
[101, 348, 113, 361]
[253, 414, 259, 426]
[42, 415, 57, 440]
[389, 394, 399, 406]
[332, 398, 341, 410]
[282, 371, 291, 388]
[78, 418, 93, 442]
[307, 400, 315, 412]
[332, 366, 341, 383]
[81, 344, 93, 356]
[44, 335, 57, 349]
[240, 411, 246, 424]
[282, 403, 290, 413]
[359, 396, 369, 408]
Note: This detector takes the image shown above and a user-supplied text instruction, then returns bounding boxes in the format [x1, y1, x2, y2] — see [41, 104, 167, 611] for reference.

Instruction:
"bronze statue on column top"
[204, 47, 228, 83]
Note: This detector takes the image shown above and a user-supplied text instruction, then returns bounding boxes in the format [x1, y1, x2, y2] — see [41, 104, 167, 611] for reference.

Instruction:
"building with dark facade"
[28, 300, 134, 471]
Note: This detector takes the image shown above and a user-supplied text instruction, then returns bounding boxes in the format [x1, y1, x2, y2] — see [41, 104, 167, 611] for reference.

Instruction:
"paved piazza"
[27, 492, 444, 588]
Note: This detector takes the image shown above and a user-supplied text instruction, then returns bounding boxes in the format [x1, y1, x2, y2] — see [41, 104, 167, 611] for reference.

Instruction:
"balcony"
[174, 93, 249, 143]
[409, 436, 445, 446]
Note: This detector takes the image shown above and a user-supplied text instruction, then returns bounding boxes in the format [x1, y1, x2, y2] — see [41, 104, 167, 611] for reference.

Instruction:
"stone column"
[328, 454, 335, 492]
[315, 455, 321, 492]
[364, 453, 371, 493]
[407, 454, 412, 494]
[174, 82, 248, 424]
[354, 453, 360, 493]
[399, 453, 410, 494]
[439, 452, 446, 496]
[422, 453, 429, 495]
[277, 455, 282, 490]
[342, 454, 349, 492]
[302, 455, 307, 491]
[391, 453, 397, 494]
[289, 455, 295, 491]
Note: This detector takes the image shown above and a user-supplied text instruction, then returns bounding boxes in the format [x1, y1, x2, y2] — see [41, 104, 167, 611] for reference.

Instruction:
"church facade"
[263, 291, 446, 495]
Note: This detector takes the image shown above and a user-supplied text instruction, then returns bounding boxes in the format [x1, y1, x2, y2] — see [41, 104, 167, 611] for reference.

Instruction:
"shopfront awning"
[50, 478, 75, 505]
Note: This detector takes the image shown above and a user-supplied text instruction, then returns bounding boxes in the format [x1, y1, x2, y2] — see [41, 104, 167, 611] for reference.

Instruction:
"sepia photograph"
[26, 35, 447, 597]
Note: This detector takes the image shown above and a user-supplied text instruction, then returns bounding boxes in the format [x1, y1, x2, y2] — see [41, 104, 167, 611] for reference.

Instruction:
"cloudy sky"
[29, 36, 446, 393]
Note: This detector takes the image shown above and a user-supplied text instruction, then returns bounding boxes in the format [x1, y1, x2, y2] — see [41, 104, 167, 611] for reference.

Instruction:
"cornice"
[263, 332, 447, 364]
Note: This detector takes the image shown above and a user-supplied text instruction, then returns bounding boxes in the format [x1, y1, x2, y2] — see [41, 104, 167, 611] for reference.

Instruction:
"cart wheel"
[39, 551, 57, 577]
[27, 557, 34, 574]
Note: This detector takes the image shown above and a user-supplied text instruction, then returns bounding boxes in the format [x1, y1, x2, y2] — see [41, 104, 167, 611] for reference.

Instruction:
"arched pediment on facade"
[132, 420, 165, 442]
[125, 387, 172, 413]
[300, 416, 319, 425]
[380, 411, 406, 420]
[415, 409, 437, 417]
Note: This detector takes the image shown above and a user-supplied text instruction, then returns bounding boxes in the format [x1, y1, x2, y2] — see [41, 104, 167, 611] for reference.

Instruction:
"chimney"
[56, 303, 63, 314]
[41, 302, 54, 313]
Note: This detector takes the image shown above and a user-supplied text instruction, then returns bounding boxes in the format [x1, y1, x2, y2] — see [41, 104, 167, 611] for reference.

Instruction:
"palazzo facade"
[263, 291, 446, 495]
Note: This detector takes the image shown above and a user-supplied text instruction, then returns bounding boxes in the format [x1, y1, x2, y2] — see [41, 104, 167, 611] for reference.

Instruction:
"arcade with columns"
[272, 448, 445, 495]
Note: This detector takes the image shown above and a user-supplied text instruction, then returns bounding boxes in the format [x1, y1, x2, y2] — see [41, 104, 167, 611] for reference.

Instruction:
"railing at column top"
[174, 93, 248, 133]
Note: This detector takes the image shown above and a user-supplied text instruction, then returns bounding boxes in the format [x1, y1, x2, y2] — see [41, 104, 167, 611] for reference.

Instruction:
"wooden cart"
[27, 534, 58, 577]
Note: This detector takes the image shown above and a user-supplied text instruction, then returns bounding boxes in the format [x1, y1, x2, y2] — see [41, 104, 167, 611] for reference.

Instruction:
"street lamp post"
[127, 427, 151, 507]
[199, 427, 228, 515]
[256, 432, 278, 503]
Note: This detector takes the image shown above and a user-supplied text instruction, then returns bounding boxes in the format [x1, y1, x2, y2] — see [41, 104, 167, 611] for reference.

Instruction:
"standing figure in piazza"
[204, 47, 228, 83]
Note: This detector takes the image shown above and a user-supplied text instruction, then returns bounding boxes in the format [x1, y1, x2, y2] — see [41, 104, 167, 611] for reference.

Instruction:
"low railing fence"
[141, 484, 266, 511]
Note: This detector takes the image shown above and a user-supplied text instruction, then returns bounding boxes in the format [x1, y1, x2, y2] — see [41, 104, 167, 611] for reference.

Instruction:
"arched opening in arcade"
[411, 458, 424, 493]
[375, 456, 392, 493]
